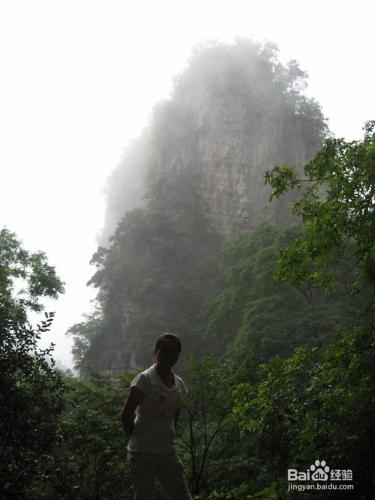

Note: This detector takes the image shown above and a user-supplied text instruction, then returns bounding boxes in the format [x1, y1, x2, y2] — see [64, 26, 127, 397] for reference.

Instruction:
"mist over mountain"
[72, 39, 327, 372]
[100, 39, 326, 246]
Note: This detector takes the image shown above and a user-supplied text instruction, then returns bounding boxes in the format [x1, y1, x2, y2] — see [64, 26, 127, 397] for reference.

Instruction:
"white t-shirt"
[127, 364, 188, 455]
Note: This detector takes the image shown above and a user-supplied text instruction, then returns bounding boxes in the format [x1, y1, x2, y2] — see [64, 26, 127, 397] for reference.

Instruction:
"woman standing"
[122, 333, 192, 500]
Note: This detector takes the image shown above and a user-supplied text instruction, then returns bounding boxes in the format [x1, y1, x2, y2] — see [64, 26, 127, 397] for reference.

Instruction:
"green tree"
[233, 327, 375, 498]
[265, 121, 375, 312]
[230, 123, 375, 497]
[177, 358, 235, 496]
[52, 372, 133, 500]
[72, 207, 222, 373]
[66, 308, 104, 376]
[206, 224, 367, 363]
[0, 228, 65, 498]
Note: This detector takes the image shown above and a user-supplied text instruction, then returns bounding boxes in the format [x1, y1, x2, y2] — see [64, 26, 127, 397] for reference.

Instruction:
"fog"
[0, 0, 374, 370]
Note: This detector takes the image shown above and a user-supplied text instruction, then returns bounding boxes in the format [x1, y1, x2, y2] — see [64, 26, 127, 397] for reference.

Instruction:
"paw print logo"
[310, 460, 330, 481]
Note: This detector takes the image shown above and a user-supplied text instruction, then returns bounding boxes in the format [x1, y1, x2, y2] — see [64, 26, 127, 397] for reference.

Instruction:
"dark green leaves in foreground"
[0, 228, 65, 499]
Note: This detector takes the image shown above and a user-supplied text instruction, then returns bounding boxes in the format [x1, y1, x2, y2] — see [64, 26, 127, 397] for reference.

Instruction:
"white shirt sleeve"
[130, 372, 150, 396]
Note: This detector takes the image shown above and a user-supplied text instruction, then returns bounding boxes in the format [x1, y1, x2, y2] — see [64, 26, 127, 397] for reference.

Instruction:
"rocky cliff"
[101, 40, 326, 245]
[78, 40, 327, 372]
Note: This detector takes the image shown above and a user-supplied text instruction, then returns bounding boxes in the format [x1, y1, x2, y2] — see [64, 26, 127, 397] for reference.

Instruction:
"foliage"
[206, 223, 367, 363]
[265, 121, 375, 310]
[71, 206, 223, 372]
[228, 124, 375, 497]
[15, 370, 135, 499]
[233, 327, 375, 498]
[178, 356, 301, 499]
[48, 371, 134, 500]
[0, 228, 65, 498]
[66, 308, 104, 375]
[205, 481, 278, 499]
[177, 357, 238, 496]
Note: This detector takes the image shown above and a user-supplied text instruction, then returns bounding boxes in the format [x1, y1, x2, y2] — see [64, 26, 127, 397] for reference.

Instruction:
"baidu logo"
[287, 460, 354, 493]
[288, 459, 330, 482]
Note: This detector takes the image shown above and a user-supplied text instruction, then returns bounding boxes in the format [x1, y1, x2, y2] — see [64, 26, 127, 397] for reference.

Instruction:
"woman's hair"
[154, 332, 182, 353]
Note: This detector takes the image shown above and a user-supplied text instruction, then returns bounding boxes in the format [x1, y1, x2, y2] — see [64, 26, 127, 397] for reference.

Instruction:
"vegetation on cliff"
[70, 39, 327, 372]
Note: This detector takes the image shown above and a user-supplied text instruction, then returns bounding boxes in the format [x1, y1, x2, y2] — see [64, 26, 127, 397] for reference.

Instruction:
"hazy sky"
[1, 0, 374, 369]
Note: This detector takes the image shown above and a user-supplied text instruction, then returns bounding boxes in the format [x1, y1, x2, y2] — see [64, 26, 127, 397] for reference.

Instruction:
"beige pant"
[127, 451, 192, 500]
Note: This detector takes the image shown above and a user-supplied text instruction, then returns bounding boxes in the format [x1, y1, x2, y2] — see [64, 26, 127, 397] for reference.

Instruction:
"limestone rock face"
[145, 91, 322, 244]
[192, 93, 307, 241]
[102, 42, 325, 245]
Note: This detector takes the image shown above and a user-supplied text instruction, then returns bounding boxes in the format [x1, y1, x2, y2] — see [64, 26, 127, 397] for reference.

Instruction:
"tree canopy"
[0, 228, 65, 498]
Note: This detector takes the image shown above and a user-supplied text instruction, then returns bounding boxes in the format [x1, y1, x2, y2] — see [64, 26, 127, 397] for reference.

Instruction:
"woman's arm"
[121, 386, 145, 436]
